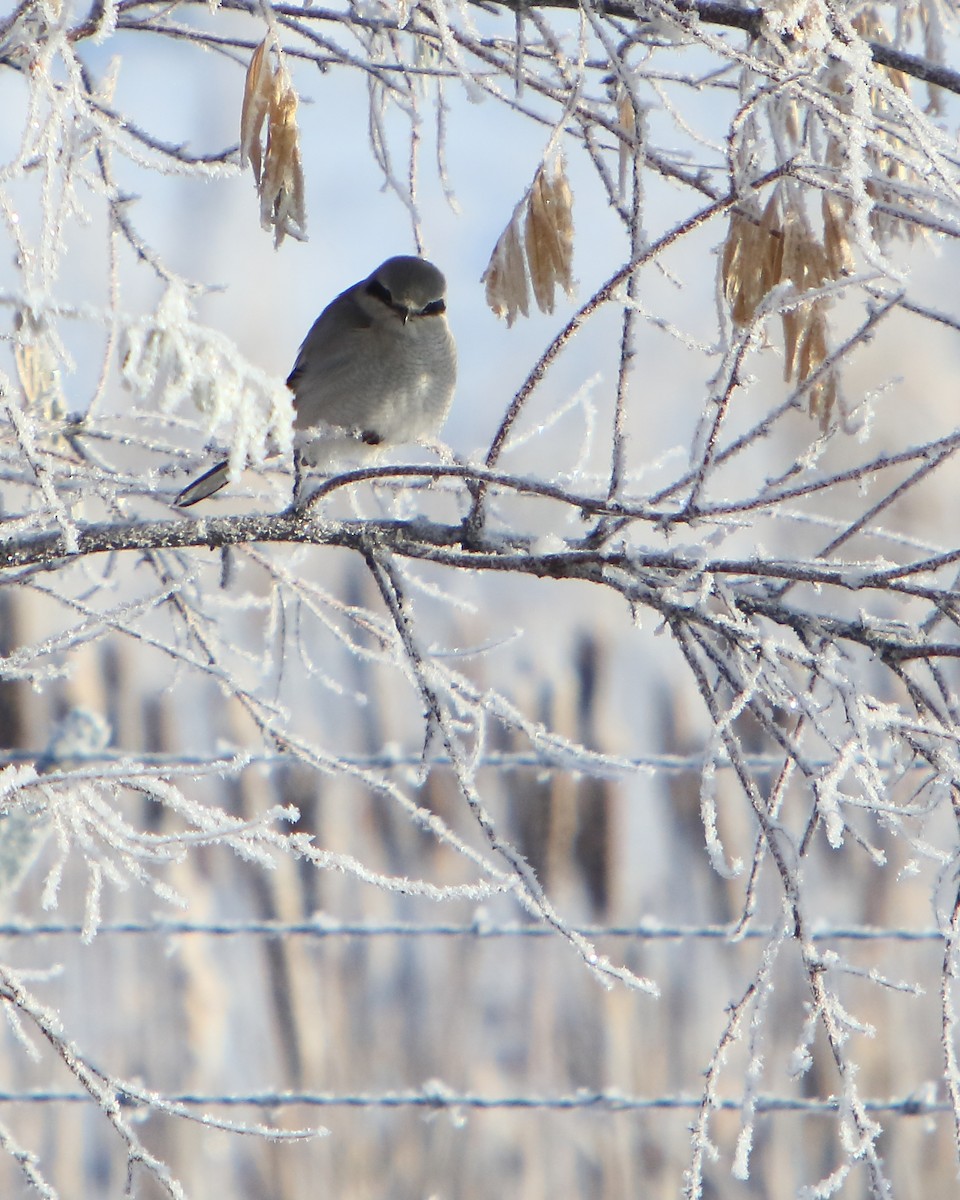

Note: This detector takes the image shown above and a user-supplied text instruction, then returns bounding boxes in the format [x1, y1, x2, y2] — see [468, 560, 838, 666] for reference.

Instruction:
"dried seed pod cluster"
[722, 3, 921, 430]
[844, 8, 919, 245]
[13, 310, 65, 422]
[240, 39, 307, 248]
[722, 187, 849, 429]
[482, 155, 575, 326]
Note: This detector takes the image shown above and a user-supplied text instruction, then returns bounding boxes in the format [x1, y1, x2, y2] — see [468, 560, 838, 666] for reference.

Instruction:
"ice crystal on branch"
[721, 2, 945, 429]
[120, 283, 293, 473]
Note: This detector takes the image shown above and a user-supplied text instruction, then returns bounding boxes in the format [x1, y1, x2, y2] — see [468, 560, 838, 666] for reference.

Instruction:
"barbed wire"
[0, 1085, 945, 1116]
[0, 918, 944, 941]
[0, 749, 913, 775]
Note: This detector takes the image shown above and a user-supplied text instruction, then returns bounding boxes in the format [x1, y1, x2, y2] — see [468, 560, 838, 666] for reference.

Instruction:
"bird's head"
[364, 256, 448, 325]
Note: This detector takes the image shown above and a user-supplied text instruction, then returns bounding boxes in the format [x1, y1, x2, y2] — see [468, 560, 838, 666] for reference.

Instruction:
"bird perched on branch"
[175, 255, 457, 507]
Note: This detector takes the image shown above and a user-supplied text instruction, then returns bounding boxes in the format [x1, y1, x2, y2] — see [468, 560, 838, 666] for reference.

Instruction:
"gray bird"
[175, 255, 457, 507]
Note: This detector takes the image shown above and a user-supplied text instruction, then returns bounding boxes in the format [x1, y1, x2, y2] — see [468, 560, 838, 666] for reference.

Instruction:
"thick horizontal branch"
[1, 502, 956, 593]
[58, 0, 960, 98]
[478, 0, 960, 96]
[732, 591, 960, 665]
[3, 507, 959, 663]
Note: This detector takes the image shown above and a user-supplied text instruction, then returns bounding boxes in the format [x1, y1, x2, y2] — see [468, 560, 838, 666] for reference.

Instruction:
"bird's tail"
[175, 460, 231, 507]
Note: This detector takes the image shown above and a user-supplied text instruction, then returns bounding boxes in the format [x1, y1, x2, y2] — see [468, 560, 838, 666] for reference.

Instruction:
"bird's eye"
[421, 299, 446, 316]
[366, 280, 393, 305]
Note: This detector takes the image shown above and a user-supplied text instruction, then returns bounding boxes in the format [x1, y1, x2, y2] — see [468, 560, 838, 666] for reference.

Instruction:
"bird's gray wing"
[287, 289, 393, 433]
[286, 285, 373, 394]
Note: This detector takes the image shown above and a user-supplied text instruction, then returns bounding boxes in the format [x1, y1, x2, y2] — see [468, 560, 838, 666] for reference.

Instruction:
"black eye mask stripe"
[366, 280, 446, 318]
